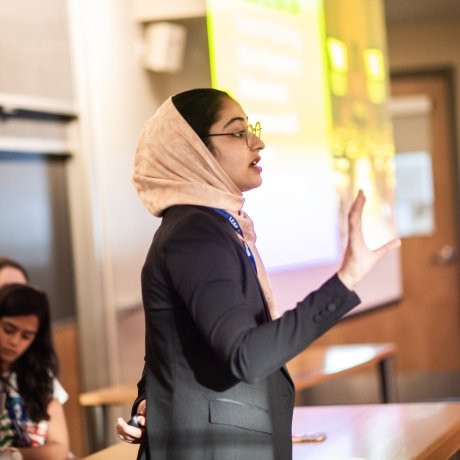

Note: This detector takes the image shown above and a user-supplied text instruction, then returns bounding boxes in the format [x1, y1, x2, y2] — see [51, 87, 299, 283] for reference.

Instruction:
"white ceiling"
[384, 0, 460, 23]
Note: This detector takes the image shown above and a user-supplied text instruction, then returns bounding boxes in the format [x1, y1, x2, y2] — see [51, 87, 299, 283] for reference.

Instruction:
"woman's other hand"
[338, 189, 401, 291]
[116, 399, 146, 444]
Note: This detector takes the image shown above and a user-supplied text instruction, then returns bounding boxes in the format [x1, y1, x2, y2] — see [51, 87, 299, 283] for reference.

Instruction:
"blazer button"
[327, 302, 337, 312]
[313, 312, 323, 323]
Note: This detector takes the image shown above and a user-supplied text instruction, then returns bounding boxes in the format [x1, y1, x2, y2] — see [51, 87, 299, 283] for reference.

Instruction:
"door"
[390, 70, 460, 371]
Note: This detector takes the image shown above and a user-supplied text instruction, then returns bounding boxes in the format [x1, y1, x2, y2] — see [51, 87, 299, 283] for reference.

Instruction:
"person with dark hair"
[0, 259, 29, 288]
[0, 284, 69, 460]
[0, 257, 70, 454]
[116, 88, 400, 459]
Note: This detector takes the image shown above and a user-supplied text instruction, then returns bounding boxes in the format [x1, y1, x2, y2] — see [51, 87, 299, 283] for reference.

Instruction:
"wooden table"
[79, 383, 137, 407]
[292, 403, 460, 459]
[81, 402, 460, 460]
[287, 342, 397, 403]
[80, 343, 397, 452]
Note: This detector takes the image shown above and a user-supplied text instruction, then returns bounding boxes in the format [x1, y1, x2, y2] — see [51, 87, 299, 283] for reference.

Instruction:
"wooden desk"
[81, 402, 460, 460]
[80, 343, 397, 452]
[288, 342, 397, 403]
[292, 403, 460, 460]
[82, 442, 137, 460]
[79, 383, 137, 407]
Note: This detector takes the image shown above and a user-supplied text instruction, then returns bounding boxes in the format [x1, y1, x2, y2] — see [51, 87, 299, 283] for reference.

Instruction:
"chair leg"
[378, 358, 397, 403]
[86, 404, 106, 453]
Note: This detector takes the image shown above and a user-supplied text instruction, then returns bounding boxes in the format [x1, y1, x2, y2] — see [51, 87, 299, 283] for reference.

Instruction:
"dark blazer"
[135, 205, 360, 460]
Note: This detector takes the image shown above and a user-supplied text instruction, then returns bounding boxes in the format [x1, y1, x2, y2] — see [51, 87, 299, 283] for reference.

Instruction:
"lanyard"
[212, 208, 257, 273]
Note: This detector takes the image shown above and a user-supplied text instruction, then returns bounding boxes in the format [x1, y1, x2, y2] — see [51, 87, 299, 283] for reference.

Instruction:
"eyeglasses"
[206, 122, 262, 149]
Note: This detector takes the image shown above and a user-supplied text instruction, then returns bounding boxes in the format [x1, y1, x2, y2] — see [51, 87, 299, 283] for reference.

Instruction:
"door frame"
[390, 67, 460, 243]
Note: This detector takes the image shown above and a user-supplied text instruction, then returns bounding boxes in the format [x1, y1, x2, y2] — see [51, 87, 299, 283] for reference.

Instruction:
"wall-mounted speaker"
[142, 22, 187, 73]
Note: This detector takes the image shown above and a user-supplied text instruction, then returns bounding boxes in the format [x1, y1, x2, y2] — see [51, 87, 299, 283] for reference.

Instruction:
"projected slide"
[207, 0, 340, 271]
[206, 0, 401, 314]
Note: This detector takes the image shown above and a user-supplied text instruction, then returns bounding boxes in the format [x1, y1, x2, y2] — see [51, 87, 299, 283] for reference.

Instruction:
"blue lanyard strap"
[212, 208, 257, 273]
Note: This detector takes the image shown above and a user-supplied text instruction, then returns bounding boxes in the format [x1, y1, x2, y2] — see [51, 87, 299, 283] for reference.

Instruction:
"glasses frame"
[206, 122, 262, 149]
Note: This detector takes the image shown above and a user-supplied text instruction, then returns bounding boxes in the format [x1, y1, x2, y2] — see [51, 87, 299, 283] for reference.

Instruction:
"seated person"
[0, 259, 72, 459]
[0, 284, 69, 460]
[0, 259, 28, 288]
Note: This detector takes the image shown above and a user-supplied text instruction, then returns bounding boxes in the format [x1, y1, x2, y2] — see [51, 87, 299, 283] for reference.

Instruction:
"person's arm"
[17, 399, 69, 460]
[164, 192, 400, 384]
[116, 191, 401, 442]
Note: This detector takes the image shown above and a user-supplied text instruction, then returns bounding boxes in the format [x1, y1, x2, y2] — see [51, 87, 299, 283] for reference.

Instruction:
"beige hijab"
[132, 97, 279, 319]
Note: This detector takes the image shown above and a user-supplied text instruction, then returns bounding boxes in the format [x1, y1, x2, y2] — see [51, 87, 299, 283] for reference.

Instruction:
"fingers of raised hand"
[349, 189, 366, 216]
[347, 190, 366, 234]
[374, 238, 401, 258]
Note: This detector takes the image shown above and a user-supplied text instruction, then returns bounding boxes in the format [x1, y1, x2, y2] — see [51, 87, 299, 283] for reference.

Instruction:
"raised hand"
[337, 190, 401, 291]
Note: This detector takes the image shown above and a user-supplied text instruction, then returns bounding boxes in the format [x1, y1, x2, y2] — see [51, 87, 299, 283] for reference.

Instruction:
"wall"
[66, 0, 161, 390]
[386, 18, 460, 146]
[0, 0, 73, 98]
